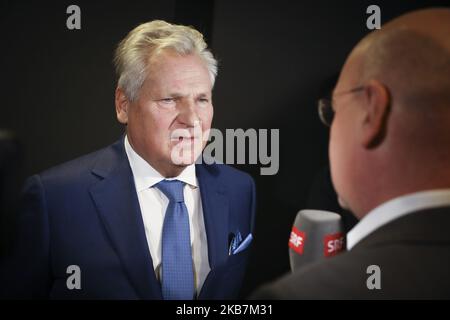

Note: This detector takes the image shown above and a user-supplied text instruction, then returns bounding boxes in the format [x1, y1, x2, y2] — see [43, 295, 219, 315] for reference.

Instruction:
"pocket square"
[229, 232, 253, 255]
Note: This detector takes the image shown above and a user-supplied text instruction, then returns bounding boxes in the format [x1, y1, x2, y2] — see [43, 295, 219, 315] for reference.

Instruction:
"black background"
[1, 0, 448, 297]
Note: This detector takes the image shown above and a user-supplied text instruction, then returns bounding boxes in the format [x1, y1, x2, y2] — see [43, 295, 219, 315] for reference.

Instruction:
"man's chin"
[173, 159, 196, 167]
[170, 151, 202, 167]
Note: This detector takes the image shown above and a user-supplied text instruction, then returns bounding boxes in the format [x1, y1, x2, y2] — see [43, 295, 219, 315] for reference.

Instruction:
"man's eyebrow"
[154, 91, 211, 100]
[168, 92, 185, 97]
[155, 92, 184, 99]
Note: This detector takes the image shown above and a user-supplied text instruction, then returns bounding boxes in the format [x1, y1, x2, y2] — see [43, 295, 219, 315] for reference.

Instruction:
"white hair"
[114, 20, 218, 101]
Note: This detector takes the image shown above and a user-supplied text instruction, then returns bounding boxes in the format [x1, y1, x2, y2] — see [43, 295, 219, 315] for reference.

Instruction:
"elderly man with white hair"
[1, 20, 256, 300]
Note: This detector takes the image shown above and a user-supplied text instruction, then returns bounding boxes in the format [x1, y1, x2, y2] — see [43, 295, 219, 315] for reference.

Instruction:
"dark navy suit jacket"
[1, 138, 256, 299]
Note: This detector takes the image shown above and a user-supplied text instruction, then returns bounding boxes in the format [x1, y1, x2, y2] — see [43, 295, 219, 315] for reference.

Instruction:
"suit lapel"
[196, 163, 230, 269]
[196, 164, 230, 298]
[89, 140, 162, 299]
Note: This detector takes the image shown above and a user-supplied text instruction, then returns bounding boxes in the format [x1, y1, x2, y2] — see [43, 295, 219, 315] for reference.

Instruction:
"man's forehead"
[147, 54, 210, 80]
[143, 58, 211, 93]
[145, 77, 212, 97]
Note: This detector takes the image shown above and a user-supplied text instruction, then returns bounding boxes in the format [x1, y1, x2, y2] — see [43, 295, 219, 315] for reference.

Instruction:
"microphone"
[288, 209, 345, 272]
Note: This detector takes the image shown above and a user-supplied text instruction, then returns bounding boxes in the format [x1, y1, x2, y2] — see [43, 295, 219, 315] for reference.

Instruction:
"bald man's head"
[354, 8, 450, 111]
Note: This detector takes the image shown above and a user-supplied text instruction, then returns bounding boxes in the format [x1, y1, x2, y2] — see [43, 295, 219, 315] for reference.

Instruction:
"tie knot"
[155, 179, 185, 203]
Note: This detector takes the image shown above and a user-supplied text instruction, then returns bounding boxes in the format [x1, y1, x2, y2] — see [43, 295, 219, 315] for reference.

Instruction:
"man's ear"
[360, 80, 390, 148]
[115, 87, 130, 124]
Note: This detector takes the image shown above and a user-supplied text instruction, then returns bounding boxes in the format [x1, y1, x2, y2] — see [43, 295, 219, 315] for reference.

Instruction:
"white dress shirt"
[347, 189, 450, 250]
[124, 135, 210, 294]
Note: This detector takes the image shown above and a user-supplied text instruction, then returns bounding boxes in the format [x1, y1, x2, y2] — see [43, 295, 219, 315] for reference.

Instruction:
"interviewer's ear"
[360, 80, 390, 148]
[115, 87, 129, 124]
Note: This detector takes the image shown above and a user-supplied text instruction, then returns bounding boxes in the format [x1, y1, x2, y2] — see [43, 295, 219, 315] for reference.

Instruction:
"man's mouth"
[171, 136, 199, 144]
[178, 136, 194, 142]
[170, 126, 204, 145]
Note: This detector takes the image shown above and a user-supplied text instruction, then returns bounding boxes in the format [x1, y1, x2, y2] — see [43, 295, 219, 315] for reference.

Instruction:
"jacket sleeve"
[1, 174, 51, 299]
[249, 175, 257, 234]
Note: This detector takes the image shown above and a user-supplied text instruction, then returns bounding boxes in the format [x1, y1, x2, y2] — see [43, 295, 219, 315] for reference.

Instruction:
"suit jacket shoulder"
[36, 139, 123, 187]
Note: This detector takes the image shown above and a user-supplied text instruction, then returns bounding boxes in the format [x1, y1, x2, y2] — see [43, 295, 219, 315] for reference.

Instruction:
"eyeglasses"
[318, 86, 365, 126]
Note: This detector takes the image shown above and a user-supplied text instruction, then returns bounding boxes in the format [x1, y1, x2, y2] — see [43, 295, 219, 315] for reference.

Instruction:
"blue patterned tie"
[156, 179, 194, 300]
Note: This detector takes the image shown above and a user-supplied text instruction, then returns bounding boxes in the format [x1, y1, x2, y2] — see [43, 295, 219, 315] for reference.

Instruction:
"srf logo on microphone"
[324, 233, 345, 257]
[289, 227, 306, 255]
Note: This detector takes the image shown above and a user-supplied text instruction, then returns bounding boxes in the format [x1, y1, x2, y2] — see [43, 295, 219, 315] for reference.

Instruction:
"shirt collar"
[124, 135, 197, 192]
[347, 189, 450, 250]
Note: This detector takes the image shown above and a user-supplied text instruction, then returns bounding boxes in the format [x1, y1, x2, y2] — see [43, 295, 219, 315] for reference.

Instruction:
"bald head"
[382, 8, 450, 44]
[354, 8, 450, 111]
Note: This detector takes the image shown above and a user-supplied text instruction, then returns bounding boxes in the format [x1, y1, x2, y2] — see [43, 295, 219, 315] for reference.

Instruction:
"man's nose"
[177, 100, 199, 126]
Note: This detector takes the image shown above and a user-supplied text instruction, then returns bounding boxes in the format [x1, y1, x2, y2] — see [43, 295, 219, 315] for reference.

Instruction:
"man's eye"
[160, 98, 175, 104]
[198, 98, 209, 103]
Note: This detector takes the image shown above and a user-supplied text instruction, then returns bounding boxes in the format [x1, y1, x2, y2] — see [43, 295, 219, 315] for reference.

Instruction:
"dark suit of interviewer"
[0, 20, 256, 299]
[253, 8, 450, 299]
